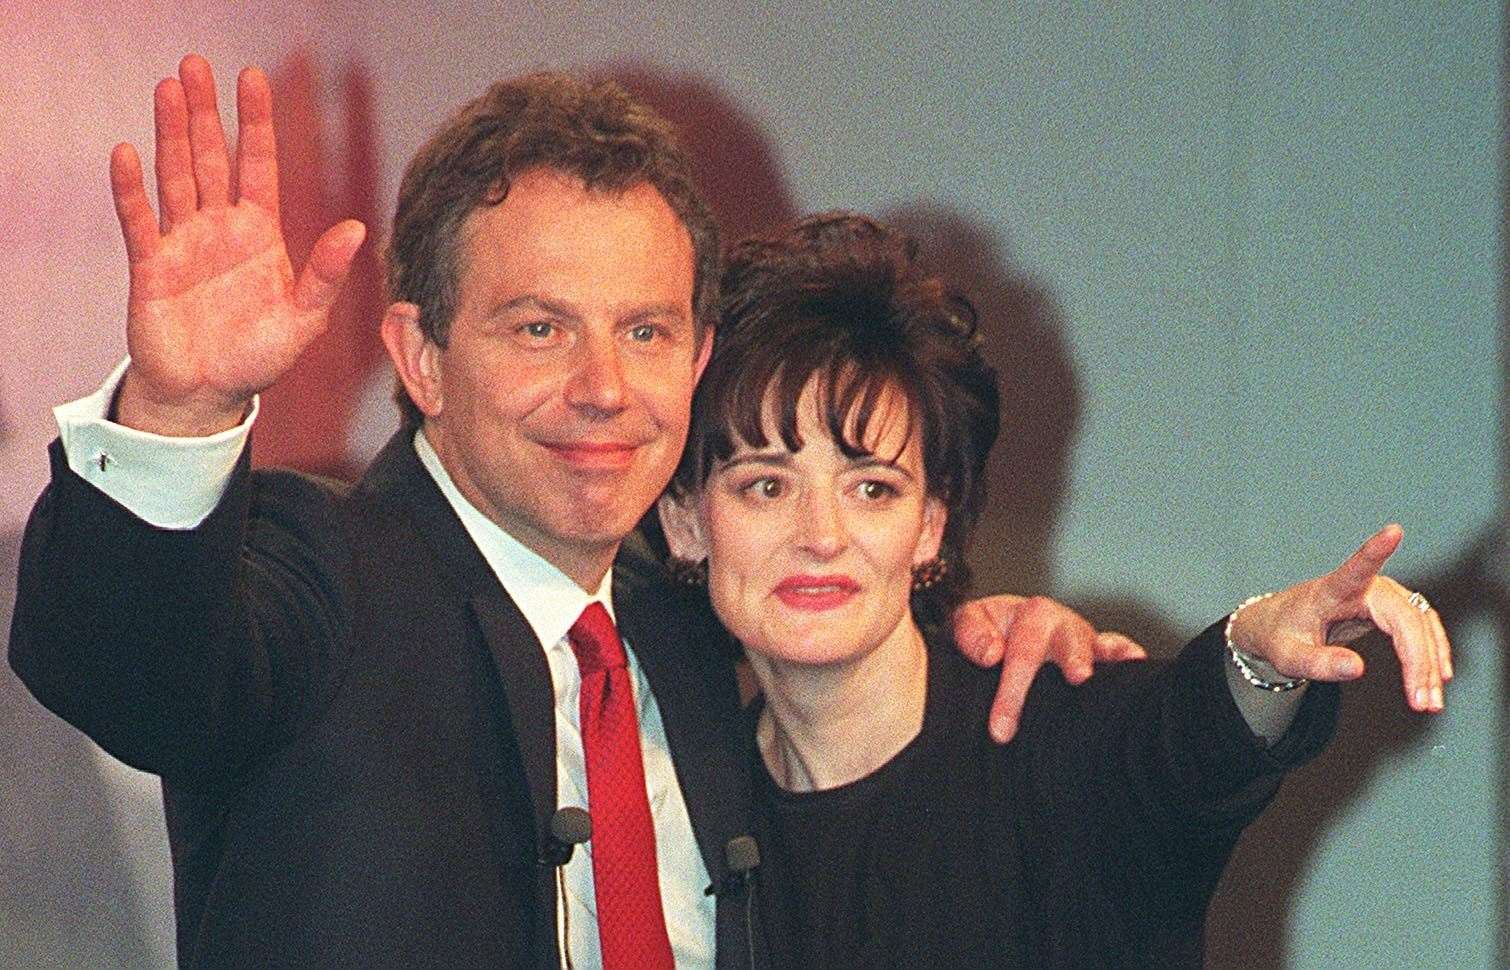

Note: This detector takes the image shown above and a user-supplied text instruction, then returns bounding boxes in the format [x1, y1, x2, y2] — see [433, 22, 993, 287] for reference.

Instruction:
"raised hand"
[1227, 524, 1452, 712]
[954, 595, 1148, 742]
[111, 54, 366, 436]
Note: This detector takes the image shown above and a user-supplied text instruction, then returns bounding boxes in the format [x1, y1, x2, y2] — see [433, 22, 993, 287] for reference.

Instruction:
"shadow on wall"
[1, 530, 170, 968]
[3, 56, 1494, 970]
[608, 62, 1495, 969]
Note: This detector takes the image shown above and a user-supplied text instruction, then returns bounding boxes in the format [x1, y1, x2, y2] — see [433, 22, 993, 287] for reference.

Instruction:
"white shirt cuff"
[53, 358, 258, 530]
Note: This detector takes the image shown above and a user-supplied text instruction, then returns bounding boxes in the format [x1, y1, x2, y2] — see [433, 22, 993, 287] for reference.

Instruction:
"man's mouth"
[542, 441, 640, 470]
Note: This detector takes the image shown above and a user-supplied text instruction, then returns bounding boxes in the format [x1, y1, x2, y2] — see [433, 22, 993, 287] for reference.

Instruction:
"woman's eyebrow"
[721, 449, 794, 470]
[850, 453, 918, 480]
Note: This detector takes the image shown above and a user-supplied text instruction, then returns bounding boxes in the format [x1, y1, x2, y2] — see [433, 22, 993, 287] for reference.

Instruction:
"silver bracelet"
[1225, 593, 1308, 692]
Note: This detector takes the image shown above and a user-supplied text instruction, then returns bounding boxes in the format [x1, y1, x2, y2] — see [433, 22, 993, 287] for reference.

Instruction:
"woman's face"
[662, 380, 945, 668]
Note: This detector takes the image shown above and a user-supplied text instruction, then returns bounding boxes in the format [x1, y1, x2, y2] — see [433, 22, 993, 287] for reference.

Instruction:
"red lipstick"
[773, 574, 859, 611]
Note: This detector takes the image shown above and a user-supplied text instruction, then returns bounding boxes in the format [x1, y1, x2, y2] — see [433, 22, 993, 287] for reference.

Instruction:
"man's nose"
[564, 334, 628, 414]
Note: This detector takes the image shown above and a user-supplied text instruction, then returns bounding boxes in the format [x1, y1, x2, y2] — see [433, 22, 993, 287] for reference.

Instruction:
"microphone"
[707, 836, 761, 970]
[543, 808, 591, 970]
[540, 806, 591, 866]
[725, 834, 761, 886]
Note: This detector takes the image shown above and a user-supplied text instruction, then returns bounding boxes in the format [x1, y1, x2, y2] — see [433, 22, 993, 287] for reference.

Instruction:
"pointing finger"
[1094, 632, 1147, 662]
[1322, 524, 1404, 601]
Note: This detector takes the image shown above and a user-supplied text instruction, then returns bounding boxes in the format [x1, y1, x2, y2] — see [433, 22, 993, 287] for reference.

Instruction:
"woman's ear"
[914, 496, 948, 566]
[657, 491, 709, 562]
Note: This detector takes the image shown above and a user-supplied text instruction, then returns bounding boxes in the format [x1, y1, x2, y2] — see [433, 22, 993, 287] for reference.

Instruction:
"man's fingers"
[988, 652, 1041, 744]
[1094, 632, 1147, 662]
[292, 220, 367, 312]
[950, 596, 1021, 667]
[1323, 524, 1404, 601]
[110, 143, 159, 264]
[235, 66, 280, 217]
[1046, 610, 1095, 684]
[152, 77, 196, 228]
[180, 54, 232, 209]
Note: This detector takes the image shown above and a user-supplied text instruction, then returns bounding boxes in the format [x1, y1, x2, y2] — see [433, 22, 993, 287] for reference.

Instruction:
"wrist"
[115, 367, 251, 437]
[1226, 593, 1308, 692]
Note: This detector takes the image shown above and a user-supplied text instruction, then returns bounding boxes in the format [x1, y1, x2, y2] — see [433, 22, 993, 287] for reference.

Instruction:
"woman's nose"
[799, 488, 847, 559]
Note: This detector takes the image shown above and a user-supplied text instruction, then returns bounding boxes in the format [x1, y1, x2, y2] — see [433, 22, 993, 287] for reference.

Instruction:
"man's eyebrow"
[624, 302, 693, 326]
[488, 294, 580, 320]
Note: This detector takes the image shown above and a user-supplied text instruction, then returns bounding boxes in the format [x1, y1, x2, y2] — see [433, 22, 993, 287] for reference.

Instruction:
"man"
[9, 55, 1137, 968]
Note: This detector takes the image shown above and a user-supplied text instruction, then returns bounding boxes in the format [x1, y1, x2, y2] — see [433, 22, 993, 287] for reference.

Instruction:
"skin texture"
[661, 383, 945, 790]
[1227, 524, 1453, 713]
[383, 170, 709, 590]
[102, 52, 1162, 744]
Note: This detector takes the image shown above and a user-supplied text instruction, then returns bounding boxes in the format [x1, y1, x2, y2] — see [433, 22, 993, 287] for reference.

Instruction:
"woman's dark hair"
[672, 212, 1001, 623]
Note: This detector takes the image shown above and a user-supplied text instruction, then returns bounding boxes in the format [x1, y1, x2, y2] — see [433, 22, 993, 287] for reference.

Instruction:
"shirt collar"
[412, 429, 615, 650]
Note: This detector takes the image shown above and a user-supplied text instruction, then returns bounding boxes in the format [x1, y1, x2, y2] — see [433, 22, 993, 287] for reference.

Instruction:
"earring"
[911, 557, 949, 591]
[666, 556, 708, 587]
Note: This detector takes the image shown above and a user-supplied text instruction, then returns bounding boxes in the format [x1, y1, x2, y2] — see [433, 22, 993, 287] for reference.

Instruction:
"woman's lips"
[773, 575, 859, 611]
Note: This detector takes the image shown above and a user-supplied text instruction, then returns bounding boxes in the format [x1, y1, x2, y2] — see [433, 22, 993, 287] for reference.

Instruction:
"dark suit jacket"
[9, 430, 763, 969]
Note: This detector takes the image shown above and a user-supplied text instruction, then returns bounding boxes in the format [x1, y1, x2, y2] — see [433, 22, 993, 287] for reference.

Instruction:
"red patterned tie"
[568, 602, 676, 970]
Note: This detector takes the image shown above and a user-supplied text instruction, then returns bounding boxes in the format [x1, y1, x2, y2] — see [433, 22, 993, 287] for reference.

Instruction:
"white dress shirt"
[54, 360, 716, 969]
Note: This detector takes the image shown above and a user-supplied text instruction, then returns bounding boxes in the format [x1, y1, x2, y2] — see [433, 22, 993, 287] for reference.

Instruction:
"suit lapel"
[614, 556, 750, 893]
[362, 431, 559, 847]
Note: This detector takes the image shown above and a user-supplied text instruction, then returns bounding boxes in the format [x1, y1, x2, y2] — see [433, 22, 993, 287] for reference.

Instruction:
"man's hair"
[386, 71, 720, 427]
[672, 212, 1001, 622]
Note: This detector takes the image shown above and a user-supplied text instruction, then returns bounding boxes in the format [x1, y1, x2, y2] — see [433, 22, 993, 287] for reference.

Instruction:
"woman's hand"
[1227, 524, 1451, 712]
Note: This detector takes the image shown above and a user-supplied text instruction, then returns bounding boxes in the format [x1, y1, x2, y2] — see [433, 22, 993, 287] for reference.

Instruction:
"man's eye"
[629, 324, 658, 342]
[521, 322, 554, 339]
[858, 480, 897, 500]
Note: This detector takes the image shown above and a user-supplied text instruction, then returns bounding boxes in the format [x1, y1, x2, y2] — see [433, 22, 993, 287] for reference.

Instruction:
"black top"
[750, 625, 1338, 969]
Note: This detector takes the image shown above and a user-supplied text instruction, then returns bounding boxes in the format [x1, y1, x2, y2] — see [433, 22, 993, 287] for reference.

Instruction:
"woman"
[657, 213, 1450, 967]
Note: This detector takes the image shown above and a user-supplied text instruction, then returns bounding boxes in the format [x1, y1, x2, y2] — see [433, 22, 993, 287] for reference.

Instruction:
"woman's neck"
[750, 619, 929, 793]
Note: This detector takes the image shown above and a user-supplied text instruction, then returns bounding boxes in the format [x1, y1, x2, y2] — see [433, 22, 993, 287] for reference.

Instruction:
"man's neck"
[416, 424, 618, 592]
[749, 619, 929, 793]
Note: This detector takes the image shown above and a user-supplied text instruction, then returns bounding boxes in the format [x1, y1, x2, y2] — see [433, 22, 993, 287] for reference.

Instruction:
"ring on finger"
[1406, 591, 1431, 614]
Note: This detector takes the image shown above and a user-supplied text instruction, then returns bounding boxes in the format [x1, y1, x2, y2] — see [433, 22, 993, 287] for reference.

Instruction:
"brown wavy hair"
[386, 71, 720, 427]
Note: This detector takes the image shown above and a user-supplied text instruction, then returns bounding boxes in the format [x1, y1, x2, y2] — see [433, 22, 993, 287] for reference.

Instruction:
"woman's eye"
[744, 477, 783, 499]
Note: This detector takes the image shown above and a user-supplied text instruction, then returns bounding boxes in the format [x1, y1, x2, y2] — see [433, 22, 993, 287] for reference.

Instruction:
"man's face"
[421, 168, 706, 589]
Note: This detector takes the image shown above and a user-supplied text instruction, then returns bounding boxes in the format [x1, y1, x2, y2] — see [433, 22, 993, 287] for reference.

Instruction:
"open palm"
[111, 55, 365, 435]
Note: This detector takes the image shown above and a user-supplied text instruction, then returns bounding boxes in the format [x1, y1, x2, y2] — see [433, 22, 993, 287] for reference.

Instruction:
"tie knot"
[568, 602, 626, 675]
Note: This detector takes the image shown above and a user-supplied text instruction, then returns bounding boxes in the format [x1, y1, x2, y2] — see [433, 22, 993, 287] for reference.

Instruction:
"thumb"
[293, 219, 366, 313]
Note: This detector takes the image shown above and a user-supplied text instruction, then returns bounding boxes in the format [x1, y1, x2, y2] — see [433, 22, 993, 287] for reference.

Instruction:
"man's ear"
[381, 301, 443, 418]
[693, 323, 714, 383]
[914, 496, 948, 566]
[657, 491, 709, 562]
